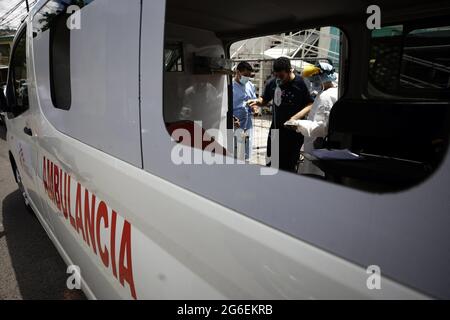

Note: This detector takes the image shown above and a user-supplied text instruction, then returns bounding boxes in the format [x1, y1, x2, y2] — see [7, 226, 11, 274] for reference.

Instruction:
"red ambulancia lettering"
[75, 183, 86, 241]
[43, 158, 47, 192]
[61, 173, 70, 219]
[119, 221, 136, 300]
[53, 164, 61, 210]
[110, 210, 118, 278]
[96, 201, 109, 268]
[84, 191, 97, 254]
[48, 159, 54, 201]
[42, 156, 137, 299]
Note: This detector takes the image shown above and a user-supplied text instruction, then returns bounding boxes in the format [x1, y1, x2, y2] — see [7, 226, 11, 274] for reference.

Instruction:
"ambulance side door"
[31, 0, 143, 299]
[5, 24, 46, 220]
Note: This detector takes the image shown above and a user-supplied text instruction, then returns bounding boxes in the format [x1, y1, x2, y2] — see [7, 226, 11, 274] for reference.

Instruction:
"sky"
[0, 1, 11, 16]
[0, 0, 30, 29]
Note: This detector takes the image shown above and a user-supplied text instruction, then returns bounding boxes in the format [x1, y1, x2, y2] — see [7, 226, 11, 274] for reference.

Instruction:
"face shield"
[310, 74, 323, 91]
[302, 62, 336, 92]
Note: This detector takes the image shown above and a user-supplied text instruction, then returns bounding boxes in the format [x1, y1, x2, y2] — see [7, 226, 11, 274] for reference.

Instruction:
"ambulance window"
[33, 0, 96, 110]
[162, 21, 346, 171]
[8, 28, 28, 113]
[49, 12, 71, 110]
[368, 24, 450, 99]
[229, 28, 344, 168]
[161, 1, 448, 194]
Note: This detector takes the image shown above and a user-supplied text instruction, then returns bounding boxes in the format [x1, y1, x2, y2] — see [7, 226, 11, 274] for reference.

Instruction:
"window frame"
[367, 16, 450, 100]
[6, 24, 29, 117]
[140, 2, 450, 299]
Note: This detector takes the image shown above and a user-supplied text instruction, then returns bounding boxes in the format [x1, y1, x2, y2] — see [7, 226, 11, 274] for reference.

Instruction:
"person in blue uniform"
[233, 62, 258, 160]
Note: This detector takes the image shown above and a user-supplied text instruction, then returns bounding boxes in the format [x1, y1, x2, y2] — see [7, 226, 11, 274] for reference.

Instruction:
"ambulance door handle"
[23, 127, 33, 136]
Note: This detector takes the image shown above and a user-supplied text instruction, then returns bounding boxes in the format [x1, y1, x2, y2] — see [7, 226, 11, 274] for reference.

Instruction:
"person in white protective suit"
[284, 62, 339, 176]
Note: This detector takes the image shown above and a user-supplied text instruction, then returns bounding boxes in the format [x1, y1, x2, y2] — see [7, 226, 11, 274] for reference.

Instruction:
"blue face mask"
[240, 76, 250, 85]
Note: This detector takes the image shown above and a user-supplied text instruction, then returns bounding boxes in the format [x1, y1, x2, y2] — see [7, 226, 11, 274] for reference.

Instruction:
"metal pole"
[25, 0, 30, 12]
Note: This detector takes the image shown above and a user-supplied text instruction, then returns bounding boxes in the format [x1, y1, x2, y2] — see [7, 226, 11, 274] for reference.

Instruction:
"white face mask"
[274, 86, 282, 106]
[240, 76, 250, 85]
[274, 78, 283, 106]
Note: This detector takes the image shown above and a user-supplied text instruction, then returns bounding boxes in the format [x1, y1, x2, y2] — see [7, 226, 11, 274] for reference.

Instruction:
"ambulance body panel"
[2, 0, 450, 300]
[7, 115, 430, 300]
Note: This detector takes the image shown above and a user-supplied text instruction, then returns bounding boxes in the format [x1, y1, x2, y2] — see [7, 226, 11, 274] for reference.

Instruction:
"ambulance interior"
[163, 0, 450, 192]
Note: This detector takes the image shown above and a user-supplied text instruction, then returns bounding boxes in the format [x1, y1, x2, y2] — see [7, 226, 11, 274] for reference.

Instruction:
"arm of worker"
[248, 97, 268, 107]
[233, 116, 241, 129]
[290, 103, 313, 121]
[248, 81, 274, 109]
[245, 83, 260, 112]
[286, 100, 331, 138]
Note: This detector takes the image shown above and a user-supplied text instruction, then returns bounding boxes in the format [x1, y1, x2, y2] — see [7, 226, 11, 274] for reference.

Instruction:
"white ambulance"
[0, 0, 449, 299]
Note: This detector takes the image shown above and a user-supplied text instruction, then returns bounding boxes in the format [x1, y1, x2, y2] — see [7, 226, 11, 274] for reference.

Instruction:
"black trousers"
[267, 125, 304, 173]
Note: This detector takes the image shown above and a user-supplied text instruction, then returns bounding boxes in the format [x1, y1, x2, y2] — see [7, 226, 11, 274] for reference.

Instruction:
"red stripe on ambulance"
[43, 156, 137, 299]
